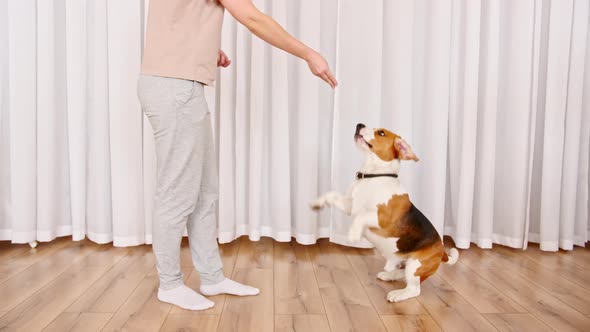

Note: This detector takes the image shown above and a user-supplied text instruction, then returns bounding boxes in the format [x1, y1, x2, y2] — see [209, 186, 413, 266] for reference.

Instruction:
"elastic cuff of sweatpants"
[199, 270, 225, 285]
[158, 275, 186, 291]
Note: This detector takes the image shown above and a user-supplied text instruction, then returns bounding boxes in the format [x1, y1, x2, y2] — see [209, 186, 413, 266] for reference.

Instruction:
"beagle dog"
[311, 123, 458, 302]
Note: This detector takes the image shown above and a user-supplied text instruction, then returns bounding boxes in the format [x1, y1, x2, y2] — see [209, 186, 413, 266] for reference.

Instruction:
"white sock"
[200, 278, 260, 296]
[157, 284, 215, 311]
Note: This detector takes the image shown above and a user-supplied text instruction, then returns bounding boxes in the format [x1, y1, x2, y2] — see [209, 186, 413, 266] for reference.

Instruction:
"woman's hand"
[217, 50, 231, 68]
[305, 50, 338, 88]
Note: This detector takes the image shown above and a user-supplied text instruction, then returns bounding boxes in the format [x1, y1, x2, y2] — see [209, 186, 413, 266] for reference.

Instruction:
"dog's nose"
[356, 123, 365, 134]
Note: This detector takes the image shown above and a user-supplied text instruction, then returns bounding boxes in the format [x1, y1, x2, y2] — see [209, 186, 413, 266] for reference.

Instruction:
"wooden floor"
[0, 237, 589, 332]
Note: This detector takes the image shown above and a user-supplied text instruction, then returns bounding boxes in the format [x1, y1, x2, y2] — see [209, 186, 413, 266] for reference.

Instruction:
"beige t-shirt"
[141, 0, 225, 86]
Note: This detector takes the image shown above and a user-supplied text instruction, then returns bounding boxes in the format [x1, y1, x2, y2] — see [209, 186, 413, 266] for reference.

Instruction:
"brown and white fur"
[311, 123, 458, 302]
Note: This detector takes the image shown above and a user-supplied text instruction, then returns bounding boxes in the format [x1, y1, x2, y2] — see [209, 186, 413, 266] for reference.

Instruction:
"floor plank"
[0, 238, 67, 263]
[309, 240, 386, 332]
[66, 246, 155, 313]
[343, 246, 427, 315]
[0, 263, 29, 285]
[274, 314, 331, 332]
[217, 268, 274, 332]
[417, 275, 497, 332]
[274, 242, 325, 315]
[159, 314, 220, 332]
[436, 262, 526, 313]
[0, 241, 96, 312]
[461, 251, 590, 332]
[556, 246, 590, 269]
[217, 237, 274, 331]
[0, 241, 27, 261]
[234, 236, 274, 269]
[380, 315, 442, 332]
[454, 245, 495, 268]
[0, 238, 70, 284]
[486, 245, 590, 314]
[484, 313, 554, 332]
[521, 244, 590, 290]
[523, 243, 587, 268]
[69, 243, 129, 269]
[2, 237, 590, 332]
[0, 266, 107, 332]
[100, 268, 189, 332]
[42, 312, 112, 332]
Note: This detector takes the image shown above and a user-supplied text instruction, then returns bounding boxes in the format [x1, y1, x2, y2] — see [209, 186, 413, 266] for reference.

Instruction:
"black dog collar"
[356, 172, 398, 180]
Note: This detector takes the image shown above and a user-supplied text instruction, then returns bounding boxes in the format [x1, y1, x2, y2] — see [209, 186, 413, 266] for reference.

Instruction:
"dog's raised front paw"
[310, 198, 326, 211]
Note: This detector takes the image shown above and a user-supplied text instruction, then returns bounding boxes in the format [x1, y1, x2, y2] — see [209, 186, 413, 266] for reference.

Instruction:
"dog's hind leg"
[377, 269, 404, 281]
[377, 257, 405, 281]
[386, 258, 421, 302]
[384, 257, 404, 271]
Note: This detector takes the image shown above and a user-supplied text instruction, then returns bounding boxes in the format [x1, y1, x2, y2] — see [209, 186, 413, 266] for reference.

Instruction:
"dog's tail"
[441, 248, 459, 265]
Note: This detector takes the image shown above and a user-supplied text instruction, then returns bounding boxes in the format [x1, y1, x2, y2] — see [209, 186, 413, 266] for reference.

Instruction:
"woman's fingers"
[320, 73, 332, 88]
[218, 50, 231, 68]
[321, 70, 337, 88]
[221, 53, 230, 67]
[326, 70, 338, 87]
[321, 73, 335, 88]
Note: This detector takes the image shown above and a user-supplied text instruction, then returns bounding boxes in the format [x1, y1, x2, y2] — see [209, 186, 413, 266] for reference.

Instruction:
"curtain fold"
[0, 0, 588, 251]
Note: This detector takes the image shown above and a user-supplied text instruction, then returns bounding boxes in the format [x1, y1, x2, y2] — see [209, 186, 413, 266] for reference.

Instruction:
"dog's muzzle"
[355, 123, 366, 136]
[354, 123, 372, 148]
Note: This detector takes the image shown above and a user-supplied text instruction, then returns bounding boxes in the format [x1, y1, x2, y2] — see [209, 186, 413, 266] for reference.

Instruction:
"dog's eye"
[377, 130, 385, 137]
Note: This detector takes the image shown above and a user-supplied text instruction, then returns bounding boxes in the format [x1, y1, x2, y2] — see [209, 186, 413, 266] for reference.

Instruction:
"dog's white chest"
[350, 178, 406, 265]
[351, 178, 407, 214]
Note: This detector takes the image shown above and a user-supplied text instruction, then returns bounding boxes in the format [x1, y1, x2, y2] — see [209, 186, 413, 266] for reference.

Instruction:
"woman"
[137, 0, 337, 311]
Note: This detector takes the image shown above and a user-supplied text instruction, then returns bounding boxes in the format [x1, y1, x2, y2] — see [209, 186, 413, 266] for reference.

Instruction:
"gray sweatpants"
[137, 74, 224, 290]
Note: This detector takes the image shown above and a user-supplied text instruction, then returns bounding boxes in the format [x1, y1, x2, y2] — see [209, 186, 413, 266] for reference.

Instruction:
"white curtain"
[0, 0, 151, 245]
[1, 0, 589, 251]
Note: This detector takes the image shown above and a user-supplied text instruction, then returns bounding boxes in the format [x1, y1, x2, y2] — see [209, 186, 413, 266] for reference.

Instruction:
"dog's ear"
[394, 137, 419, 161]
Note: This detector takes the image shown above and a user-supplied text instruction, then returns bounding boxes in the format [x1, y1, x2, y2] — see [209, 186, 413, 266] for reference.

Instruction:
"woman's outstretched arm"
[219, 0, 338, 88]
